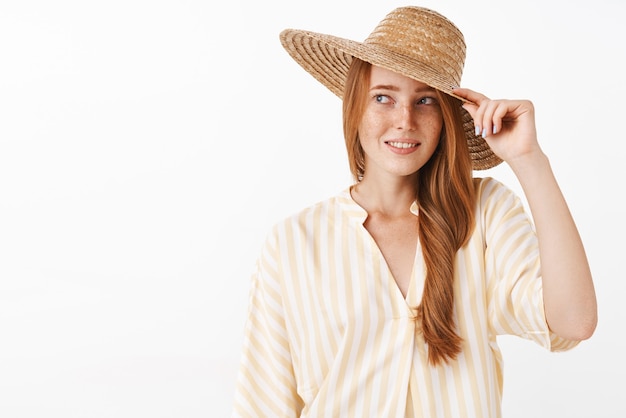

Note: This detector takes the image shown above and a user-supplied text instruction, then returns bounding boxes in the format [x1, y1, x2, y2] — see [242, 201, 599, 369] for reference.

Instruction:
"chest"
[363, 215, 419, 298]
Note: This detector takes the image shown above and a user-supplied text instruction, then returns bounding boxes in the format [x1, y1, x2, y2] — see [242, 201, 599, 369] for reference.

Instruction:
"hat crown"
[363, 7, 466, 87]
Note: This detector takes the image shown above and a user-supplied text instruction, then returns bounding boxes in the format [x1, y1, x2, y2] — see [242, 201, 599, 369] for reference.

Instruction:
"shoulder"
[473, 176, 513, 198]
[472, 176, 533, 237]
[285, 189, 351, 223]
[257, 189, 356, 263]
[473, 176, 522, 211]
[266, 188, 356, 238]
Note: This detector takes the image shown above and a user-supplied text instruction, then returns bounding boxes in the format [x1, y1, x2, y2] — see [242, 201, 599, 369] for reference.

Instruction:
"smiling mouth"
[386, 141, 419, 149]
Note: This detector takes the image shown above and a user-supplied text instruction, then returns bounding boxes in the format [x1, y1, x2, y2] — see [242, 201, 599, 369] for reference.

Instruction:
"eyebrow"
[369, 84, 436, 94]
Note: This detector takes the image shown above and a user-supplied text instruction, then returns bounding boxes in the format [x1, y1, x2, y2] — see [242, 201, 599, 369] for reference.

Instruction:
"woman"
[233, 6, 597, 417]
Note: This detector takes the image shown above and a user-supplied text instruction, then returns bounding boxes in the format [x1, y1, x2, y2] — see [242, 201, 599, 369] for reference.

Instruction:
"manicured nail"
[475, 126, 481, 136]
[493, 125, 498, 135]
[482, 128, 487, 138]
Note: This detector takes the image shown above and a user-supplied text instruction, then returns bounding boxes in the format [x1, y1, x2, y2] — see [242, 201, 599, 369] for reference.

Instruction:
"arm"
[233, 248, 303, 417]
[453, 88, 597, 341]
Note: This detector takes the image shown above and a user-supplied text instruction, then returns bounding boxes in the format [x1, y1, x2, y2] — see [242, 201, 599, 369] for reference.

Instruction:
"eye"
[417, 96, 437, 105]
[374, 94, 392, 104]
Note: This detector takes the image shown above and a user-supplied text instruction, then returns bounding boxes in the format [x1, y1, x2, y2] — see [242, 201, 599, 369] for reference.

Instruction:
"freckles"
[423, 113, 444, 133]
[359, 113, 385, 134]
[428, 119, 444, 132]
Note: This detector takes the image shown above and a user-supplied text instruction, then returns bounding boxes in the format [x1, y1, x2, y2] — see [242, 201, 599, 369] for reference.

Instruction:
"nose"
[395, 104, 417, 131]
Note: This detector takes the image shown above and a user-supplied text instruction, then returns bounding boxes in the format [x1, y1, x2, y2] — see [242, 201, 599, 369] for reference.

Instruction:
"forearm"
[510, 151, 597, 340]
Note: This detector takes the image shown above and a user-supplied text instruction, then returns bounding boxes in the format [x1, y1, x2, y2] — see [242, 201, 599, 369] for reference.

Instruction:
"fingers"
[452, 87, 495, 137]
[472, 100, 508, 138]
[453, 88, 527, 139]
[451, 87, 485, 105]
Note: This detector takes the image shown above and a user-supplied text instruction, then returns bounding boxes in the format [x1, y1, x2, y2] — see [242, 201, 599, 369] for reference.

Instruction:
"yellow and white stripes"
[233, 177, 578, 417]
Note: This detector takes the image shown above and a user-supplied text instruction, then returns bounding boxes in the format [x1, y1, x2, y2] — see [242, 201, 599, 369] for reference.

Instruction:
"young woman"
[233, 6, 597, 417]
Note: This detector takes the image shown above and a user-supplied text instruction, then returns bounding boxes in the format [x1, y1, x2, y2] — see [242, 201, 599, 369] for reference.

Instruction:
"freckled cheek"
[358, 112, 386, 137]
[422, 113, 444, 138]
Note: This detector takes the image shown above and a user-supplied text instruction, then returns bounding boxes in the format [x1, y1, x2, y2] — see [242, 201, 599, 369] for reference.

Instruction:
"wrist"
[507, 149, 550, 178]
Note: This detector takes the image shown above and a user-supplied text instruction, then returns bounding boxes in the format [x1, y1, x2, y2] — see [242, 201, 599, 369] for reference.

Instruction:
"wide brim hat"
[279, 6, 502, 170]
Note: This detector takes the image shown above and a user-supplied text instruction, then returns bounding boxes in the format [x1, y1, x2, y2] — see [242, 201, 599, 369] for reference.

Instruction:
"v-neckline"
[360, 222, 425, 307]
[340, 187, 425, 314]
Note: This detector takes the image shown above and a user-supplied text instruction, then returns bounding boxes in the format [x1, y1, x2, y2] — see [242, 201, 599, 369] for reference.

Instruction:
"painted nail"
[493, 125, 498, 135]
[475, 126, 481, 136]
[482, 128, 487, 138]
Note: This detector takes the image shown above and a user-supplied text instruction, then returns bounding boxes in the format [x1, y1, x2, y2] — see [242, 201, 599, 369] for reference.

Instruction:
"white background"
[0, 0, 624, 417]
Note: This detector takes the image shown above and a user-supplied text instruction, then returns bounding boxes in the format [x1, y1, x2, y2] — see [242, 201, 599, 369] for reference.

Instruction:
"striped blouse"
[233, 177, 578, 418]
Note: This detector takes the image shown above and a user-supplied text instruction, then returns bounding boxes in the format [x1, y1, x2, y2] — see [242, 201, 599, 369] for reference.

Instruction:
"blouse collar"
[338, 187, 419, 223]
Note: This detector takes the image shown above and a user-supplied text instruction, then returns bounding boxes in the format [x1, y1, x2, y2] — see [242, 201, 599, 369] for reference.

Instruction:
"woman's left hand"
[452, 87, 543, 168]
[455, 88, 597, 341]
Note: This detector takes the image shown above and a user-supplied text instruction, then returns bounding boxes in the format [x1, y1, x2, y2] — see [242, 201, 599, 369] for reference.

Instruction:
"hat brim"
[280, 29, 502, 170]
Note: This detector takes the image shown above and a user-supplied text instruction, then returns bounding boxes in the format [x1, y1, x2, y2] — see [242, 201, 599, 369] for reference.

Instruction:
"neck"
[351, 173, 418, 218]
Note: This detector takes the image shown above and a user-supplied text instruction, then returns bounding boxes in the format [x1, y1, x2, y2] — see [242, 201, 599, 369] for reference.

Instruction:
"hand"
[452, 87, 543, 168]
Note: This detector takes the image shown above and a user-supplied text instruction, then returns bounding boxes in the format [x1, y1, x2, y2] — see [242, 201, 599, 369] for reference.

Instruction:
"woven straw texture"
[280, 6, 502, 170]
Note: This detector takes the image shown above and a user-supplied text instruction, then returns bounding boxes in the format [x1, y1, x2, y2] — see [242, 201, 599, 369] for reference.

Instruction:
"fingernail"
[493, 125, 498, 135]
[482, 128, 487, 138]
[475, 126, 481, 136]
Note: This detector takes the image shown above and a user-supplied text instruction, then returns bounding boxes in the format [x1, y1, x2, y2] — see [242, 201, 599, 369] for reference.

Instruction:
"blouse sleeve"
[232, 230, 303, 417]
[480, 178, 579, 352]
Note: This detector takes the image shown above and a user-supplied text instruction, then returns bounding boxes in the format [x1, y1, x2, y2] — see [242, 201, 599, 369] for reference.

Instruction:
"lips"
[386, 141, 419, 149]
[385, 139, 421, 155]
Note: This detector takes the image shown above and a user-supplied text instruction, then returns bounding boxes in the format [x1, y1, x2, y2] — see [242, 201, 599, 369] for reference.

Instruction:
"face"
[358, 65, 443, 181]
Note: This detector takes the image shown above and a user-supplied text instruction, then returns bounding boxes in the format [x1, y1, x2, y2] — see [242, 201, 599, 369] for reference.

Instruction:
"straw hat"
[279, 6, 502, 170]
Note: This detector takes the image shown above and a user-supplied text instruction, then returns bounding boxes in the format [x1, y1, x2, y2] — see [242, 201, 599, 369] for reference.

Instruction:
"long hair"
[342, 58, 370, 181]
[343, 59, 475, 365]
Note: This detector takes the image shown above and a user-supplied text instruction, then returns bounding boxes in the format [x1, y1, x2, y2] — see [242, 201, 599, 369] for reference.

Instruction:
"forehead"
[369, 65, 432, 91]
